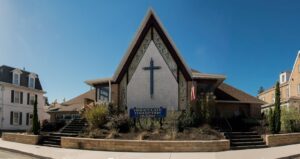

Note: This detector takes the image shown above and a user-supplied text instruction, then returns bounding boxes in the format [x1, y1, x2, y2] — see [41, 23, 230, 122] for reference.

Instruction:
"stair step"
[225, 132, 258, 135]
[231, 145, 268, 150]
[50, 133, 78, 137]
[227, 135, 261, 139]
[230, 138, 263, 142]
[42, 140, 60, 145]
[231, 141, 266, 146]
[41, 143, 61, 148]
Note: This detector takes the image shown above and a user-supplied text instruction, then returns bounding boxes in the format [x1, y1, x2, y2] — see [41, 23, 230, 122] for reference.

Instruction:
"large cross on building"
[143, 58, 161, 98]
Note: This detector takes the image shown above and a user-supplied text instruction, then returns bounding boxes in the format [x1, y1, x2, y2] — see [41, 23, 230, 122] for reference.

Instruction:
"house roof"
[0, 65, 43, 90]
[112, 9, 192, 82]
[48, 89, 95, 112]
[85, 78, 112, 86]
[217, 83, 265, 104]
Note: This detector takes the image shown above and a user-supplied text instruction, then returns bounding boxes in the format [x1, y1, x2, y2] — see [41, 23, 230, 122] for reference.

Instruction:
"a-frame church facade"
[85, 10, 264, 118]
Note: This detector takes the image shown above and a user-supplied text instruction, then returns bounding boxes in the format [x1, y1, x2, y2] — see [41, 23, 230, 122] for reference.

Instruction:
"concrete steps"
[40, 118, 87, 147]
[224, 131, 267, 150]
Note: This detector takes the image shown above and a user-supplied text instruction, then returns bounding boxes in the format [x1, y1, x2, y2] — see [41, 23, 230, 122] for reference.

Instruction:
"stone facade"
[2, 133, 41, 145]
[264, 133, 300, 146]
[128, 30, 152, 82]
[61, 137, 230, 152]
[110, 84, 119, 106]
[178, 71, 187, 110]
[153, 28, 178, 79]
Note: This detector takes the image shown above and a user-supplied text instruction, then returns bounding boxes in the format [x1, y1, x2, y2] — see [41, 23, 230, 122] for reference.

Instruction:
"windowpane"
[98, 86, 109, 102]
[14, 91, 20, 104]
[13, 112, 19, 125]
[13, 73, 19, 85]
[29, 77, 34, 88]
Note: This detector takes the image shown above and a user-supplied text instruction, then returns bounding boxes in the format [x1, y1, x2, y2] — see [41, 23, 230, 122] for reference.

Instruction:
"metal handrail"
[225, 117, 232, 132]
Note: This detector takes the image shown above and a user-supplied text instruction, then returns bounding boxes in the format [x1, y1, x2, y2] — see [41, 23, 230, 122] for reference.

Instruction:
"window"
[281, 74, 285, 83]
[286, 88, 289, 98]
[298, 64, 300, 73]
[10, 112, 22, 125]
[26, 113, 33, 125]
[97, 86, 109, 102]
[298, 84, 300, 95]
[272, 94, 275, 103]
[13, 73, 20, 85]
[14, 91, 20, 103]
[13, 112, 19, 125]
[11, 91, 23, 104]
[28, 77, 35, 88]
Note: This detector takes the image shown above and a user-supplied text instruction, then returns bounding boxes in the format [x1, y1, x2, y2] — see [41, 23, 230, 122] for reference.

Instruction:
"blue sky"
[1, 0, 300, 102]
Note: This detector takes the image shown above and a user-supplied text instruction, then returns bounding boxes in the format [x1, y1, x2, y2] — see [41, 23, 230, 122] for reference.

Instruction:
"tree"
[258, 86, 265, 94]
[274, 81, 281, 133]
[32, 98, 39, 135]
[268, 109, 275, 133]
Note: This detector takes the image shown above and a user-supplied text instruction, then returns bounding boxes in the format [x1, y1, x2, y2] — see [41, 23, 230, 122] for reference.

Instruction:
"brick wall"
[2, 133, 41, 145]
[265, 133, 300, 146]
[61, 137, 230, 152]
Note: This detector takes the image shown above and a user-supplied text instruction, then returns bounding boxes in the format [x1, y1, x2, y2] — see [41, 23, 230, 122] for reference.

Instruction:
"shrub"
[177, 110, 195, 132]
[108, 114, 132, 133]
[84, 104, 108, 129]
[281, 107, 300, 132]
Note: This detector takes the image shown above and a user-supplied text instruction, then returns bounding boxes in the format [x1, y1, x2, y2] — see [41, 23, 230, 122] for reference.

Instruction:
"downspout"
[0, 84, 4, 129]
[109, 80, 112, 103]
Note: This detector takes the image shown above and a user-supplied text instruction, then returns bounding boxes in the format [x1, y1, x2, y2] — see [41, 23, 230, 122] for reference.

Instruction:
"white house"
[0, 65, 47, 131]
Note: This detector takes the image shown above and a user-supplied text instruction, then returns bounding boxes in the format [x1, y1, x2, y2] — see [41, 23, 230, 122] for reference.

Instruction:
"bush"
[281, 107, 300, 132]
[177, 110, 195, 132]
[84, 104, 109, 129]
[108, 114, 132, 133]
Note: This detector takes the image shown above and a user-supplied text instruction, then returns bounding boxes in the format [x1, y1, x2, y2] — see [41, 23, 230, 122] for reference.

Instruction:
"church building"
[84, 10, 264, 118]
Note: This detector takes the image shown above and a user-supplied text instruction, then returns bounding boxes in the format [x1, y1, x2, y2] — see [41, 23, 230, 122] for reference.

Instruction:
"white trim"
[288, 51, 300, 83]
[0, 82, 46, 94]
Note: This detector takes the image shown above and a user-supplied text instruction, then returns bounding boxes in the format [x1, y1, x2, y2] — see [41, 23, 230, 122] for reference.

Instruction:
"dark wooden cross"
[143, 58, 161, 98]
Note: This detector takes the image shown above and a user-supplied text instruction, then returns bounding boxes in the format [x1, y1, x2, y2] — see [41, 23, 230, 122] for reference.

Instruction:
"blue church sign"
[129, 107, 166, 118]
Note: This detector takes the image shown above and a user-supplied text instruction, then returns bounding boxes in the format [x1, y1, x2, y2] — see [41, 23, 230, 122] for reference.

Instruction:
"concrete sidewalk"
[0, 139, 300, 159]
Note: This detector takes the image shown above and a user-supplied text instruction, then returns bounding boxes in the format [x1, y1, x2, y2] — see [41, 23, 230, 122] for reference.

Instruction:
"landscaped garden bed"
[61, 137, 229, 152]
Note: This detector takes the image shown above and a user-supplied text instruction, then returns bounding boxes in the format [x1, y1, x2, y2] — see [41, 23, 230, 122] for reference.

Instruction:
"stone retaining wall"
[265, 133, 300, 146]
[61, 137, 230, 152]
[2, 133, 41, 145]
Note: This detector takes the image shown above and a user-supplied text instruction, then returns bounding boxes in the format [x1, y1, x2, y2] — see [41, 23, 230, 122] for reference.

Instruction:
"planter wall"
[61, 137, 230, 152]
[2, 133, 41, 145]
[265, 133, 300, 146]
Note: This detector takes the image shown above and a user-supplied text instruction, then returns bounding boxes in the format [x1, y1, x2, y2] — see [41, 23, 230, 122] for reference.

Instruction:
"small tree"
[32, 98, 39, 135]
[274, 81, 281, 133]
[268, 109, 275, 133]
[258, 86, 265, 94]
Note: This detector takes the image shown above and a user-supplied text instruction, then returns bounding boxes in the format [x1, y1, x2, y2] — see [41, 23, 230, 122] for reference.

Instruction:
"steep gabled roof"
[0, 65, 43, 90]
[288, 50, 300, 83]
[113, 9, 192, 82]
[218, 83, 265, 104]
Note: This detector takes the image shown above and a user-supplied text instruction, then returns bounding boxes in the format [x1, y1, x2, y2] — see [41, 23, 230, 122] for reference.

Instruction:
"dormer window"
[12, 69, 22, 86]
[28, 73, 37, 89]
[13, 73, 20, 85]
[28, 77, 35, 88]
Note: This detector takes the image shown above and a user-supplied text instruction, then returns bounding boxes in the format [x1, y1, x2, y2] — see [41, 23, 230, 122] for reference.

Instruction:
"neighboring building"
[82, 10, 264, 119]
[47, 89, 95, 122]
[258, 51, 300, 112]
[0, 65, 46, 131]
